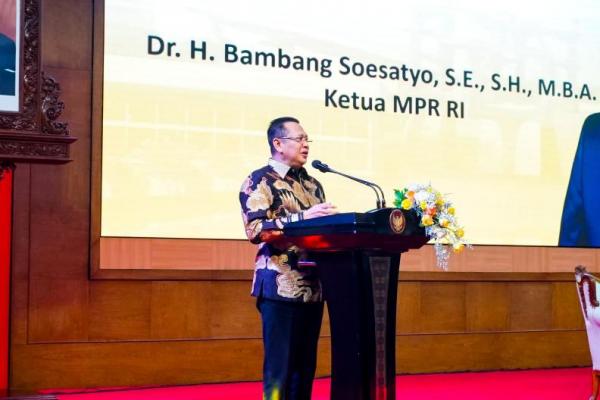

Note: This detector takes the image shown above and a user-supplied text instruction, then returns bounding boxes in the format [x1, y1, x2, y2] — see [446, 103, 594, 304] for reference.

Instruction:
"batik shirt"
[239, 158, 326, 303]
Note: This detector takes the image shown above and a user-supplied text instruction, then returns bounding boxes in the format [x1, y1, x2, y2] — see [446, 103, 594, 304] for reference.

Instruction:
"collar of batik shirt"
[268, 158, 292, 179]
[268, 158, 310, 181]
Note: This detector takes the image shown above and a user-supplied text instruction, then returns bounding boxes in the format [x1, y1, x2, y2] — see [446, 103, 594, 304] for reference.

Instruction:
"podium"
[280, 208, 428, 400]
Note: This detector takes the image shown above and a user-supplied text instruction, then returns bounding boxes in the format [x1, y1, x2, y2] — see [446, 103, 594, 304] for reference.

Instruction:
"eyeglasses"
[279, 136, 313, 143]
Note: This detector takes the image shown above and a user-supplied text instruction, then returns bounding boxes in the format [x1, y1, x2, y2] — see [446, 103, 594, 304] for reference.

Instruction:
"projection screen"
[101, 0, 600, 247]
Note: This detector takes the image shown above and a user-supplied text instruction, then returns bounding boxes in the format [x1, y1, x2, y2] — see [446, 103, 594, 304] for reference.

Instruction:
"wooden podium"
[281, 208, 428, 400]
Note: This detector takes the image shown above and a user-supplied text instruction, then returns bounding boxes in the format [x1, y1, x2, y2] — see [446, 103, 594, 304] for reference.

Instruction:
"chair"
[575, 265, 600, 400]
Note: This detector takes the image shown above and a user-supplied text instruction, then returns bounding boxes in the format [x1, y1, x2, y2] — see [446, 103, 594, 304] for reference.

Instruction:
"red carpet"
[53, 367, 591, 399]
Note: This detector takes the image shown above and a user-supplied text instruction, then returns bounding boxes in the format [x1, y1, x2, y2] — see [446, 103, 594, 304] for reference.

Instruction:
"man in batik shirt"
[239, 117, 337, 400]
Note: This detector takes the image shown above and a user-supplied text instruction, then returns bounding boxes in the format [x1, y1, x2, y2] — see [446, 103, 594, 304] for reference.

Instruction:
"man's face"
[272, 122, 310, 168]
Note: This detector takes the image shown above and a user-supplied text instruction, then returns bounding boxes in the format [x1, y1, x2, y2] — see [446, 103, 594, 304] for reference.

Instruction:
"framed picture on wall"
[0, 0, 75, 163]
[0, 0, 19, 112]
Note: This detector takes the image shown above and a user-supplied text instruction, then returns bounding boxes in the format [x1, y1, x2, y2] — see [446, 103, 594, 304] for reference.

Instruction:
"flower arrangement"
[394, 183, 469, 270]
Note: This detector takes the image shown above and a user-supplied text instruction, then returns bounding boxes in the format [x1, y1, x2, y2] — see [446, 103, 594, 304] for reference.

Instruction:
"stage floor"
[51, 367, 591, 400]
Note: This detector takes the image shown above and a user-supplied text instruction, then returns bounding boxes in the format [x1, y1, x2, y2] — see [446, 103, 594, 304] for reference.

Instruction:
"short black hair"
[267, 116, 299, 154]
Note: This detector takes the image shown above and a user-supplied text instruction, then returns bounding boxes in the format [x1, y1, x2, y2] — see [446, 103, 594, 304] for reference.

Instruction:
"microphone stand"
[312, 161, 386, 209]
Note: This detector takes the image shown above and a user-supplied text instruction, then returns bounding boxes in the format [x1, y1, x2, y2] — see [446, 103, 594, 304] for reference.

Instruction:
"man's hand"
[304, 202, 338, 219]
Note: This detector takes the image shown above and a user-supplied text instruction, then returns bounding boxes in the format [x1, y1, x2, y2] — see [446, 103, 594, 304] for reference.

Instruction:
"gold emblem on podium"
[389, 209, 406, 234]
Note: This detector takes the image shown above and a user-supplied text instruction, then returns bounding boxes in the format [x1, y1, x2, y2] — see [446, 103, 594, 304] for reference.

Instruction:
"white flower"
[395, 182, 470, 270]
[435, 230, 446, 239]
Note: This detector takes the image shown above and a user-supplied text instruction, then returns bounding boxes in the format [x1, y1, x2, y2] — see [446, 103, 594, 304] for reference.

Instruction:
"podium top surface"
[279, 208, 428, 252]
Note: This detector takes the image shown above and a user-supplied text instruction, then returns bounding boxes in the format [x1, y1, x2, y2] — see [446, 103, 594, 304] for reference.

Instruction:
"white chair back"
[576, 266, 600, 371]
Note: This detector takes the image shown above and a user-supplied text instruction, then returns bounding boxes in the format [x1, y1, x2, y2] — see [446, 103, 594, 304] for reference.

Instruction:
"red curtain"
[0, 167, 13, 396]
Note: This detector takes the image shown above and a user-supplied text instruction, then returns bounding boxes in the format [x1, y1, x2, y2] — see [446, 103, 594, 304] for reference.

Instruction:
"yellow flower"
[436, 197, 444, 207]
[419, 201, 427, 210]
[421, 215, 434, 226]
[448, 207, 455, 215]
[455, 227, 464, 238]
[439, 218, 449, 228]
[453, 243, 464, 253]
[401, 198, 413, 210]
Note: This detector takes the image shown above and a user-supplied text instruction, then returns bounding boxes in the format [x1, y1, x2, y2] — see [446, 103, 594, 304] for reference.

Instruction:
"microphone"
[311, 160, 386, 209]
[311, 160, 331, 173]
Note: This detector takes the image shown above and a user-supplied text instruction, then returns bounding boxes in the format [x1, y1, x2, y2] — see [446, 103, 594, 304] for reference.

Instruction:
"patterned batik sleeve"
[239, 174, 305, 244]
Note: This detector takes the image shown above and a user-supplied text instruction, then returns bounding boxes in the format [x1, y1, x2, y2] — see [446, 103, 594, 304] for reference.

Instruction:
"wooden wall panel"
[394, 280, 584, 336]
[28, 278, 89, 343]
[10, 165, 31, 347]
[151, 240, 256, 270]
[396, 331, 589, 373]
[41, 0, 92, 70]
[545, 247, 598, 272]
[28, 209, 89, 281]
[197, 282, 263, 338]
[552, 282, 583, 330]
[148, 281, 262, 340]
[11, 340, 265, 391]
[99, 237, 600, 273]
[509, 283, 553, 331]
[149, 282, 214, 340]
[10, 338, 332, 393]
[87, 281, 309, 342]
[13, 273, 592, 393]
[8, 330, 588, 394]
[465, 283, 510, 332]
[99, 239, 153, 270]
[100, 238, 257, 270]
[417, 283, 466, 333]
[28, 278, 587, 343]
[89, 282, 153, 341]
[396, 283, 420, 334]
